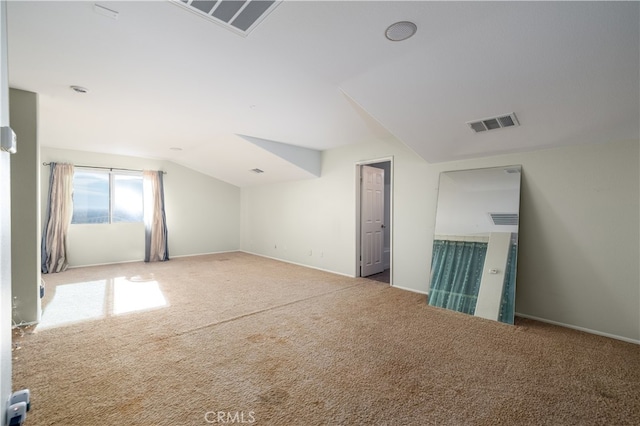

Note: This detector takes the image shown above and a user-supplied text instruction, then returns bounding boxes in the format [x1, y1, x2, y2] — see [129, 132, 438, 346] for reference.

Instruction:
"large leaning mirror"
[428, 165, 521, 324]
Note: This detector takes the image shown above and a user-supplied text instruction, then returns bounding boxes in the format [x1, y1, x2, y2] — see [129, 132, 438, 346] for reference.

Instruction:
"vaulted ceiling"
[7, 1, 639, 186]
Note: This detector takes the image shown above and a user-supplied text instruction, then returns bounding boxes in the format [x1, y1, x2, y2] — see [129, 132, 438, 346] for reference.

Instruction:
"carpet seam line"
[166, 282, 371, 339]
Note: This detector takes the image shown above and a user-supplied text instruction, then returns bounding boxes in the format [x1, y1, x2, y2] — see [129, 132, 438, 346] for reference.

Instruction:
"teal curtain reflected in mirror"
[429, 240, 487, 314]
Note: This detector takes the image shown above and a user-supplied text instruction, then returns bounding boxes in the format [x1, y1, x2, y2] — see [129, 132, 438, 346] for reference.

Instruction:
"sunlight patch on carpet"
[113, 277, 167, 315]
[38, 276, 168, 330]
[39, 280, 107, 329]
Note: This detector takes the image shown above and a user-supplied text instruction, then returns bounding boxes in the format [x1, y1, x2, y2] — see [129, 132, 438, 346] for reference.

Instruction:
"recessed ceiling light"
[70, 86, 88, 94]
[385, 21, 417, 42]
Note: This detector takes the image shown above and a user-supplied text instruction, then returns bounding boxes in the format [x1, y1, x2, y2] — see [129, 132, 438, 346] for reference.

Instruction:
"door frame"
[355, 156, 394, 284]
[1, 2, 13, 424]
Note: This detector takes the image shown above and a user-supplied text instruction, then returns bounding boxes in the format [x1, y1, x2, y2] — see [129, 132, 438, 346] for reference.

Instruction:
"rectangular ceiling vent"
[172, 0, 281, 37]
[467, 112, 519, 133]
[489, 213, 519, 226]
[250, 168, 264, 174]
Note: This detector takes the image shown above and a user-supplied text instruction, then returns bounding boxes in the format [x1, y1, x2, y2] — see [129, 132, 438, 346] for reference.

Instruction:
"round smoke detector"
[385, 21, 417, 42]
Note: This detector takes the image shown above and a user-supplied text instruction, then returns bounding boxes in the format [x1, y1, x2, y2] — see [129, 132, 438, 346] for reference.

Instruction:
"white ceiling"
[7, 1, 639, 187]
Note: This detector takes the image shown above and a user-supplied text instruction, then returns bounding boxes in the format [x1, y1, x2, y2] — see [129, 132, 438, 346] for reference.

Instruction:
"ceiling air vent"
[467, 112, 519, 133]
[250, 168, 264, 174]
[489, 213, 519, 226]
[172, 0, 281, 36]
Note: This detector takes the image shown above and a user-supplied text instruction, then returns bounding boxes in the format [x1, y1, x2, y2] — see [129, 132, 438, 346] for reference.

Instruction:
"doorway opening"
[356, 158, 393, 284]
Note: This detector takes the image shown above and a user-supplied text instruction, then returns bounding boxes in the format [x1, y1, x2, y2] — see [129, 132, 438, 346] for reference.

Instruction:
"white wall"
[41, 148, 241, 267]
[240, 137, 639, 342]
[242, 138, 416, 277]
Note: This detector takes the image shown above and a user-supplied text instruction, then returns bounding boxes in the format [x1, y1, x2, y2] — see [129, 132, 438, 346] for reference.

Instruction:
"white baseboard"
[240, 250, 355, 278]
[170, 250, 240, 259]
[515, 312, 639, 345]
[391, 284, 428, 295]
[65, 250, 241, 269]
[66, 258, 142, 269]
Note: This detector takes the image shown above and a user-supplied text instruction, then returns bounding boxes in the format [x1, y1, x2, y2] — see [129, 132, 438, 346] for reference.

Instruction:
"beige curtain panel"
[143, 170, 169, 262]
[41, 162, 74, 273]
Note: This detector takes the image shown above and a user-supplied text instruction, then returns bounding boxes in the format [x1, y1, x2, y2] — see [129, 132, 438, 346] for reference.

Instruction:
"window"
[71, 169, 143, 224]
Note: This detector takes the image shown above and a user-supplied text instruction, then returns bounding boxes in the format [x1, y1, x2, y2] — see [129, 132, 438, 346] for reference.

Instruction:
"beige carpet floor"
[12, 252, 640, 425]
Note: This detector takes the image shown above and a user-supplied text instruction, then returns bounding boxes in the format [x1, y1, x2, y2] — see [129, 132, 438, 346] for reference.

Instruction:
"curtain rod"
[42, 162, 166, 174]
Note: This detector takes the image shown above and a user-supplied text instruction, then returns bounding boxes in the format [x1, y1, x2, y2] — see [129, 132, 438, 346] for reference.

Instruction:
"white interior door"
[361, 165, 385, 277]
